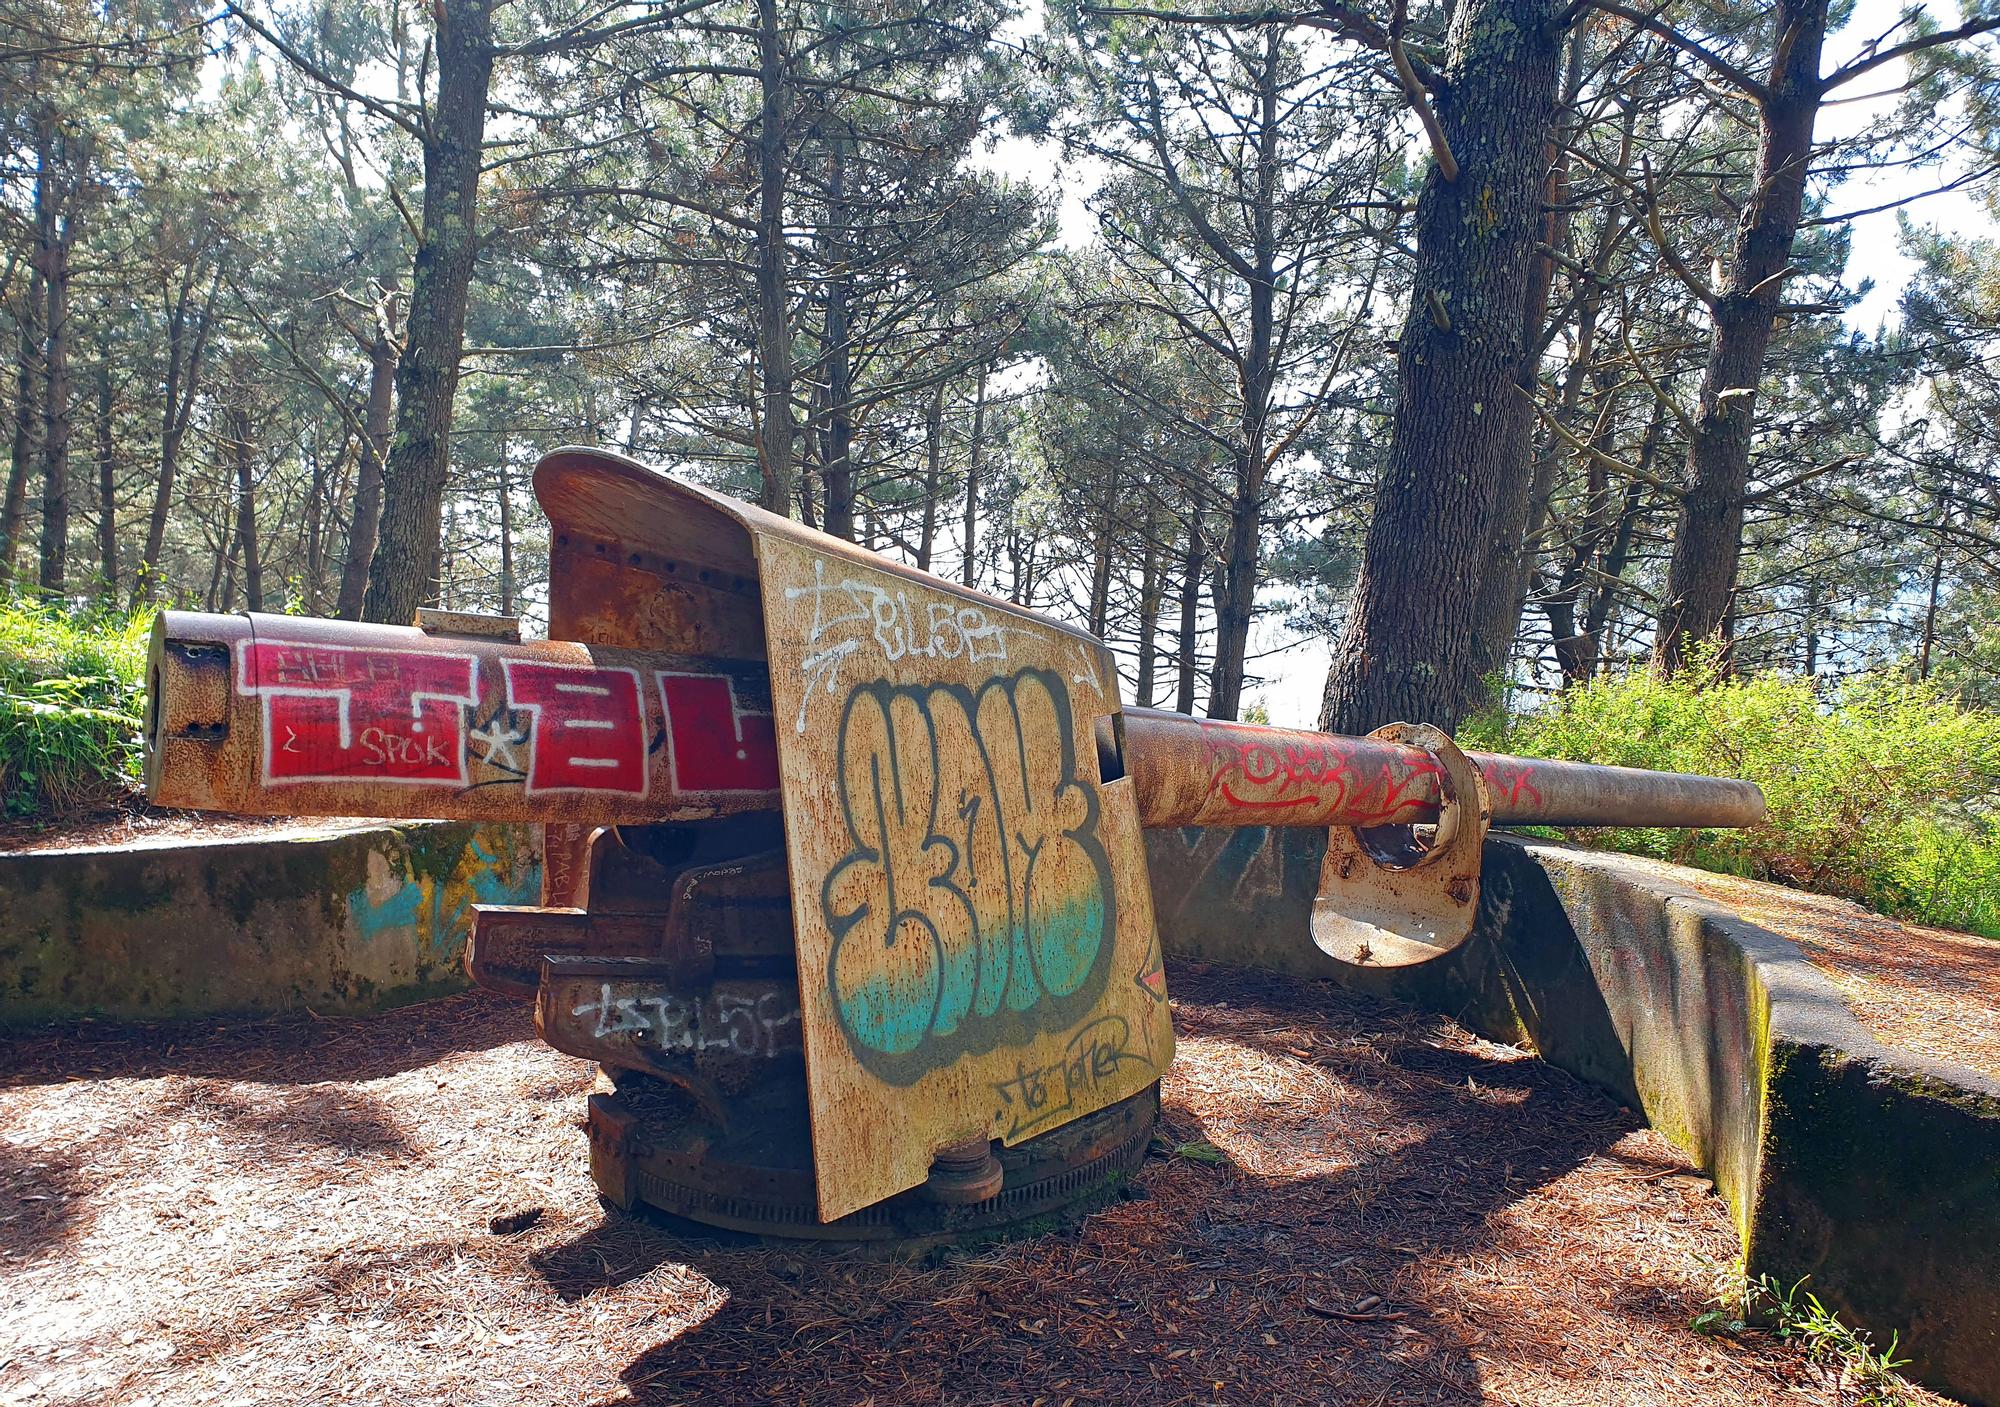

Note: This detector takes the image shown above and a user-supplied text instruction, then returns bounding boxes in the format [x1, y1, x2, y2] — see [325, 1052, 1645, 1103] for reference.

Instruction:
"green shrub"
[1467, 653, 2000, 937]
[0, 595, 154, 821]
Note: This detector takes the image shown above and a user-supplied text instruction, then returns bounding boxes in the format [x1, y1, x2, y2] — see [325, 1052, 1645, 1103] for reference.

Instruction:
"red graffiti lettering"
[239, 641, 477, 786]
[658, 673, 779, 793]
[502, 661, 648, 796]
[1202, 725, 1443, 825]
[1481, 762, 1544, 811]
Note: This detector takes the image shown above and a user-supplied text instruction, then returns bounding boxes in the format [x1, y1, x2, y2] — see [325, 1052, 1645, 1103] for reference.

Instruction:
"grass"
[0, 594, 154, 821]
[1694, 1262, 1912, 1405]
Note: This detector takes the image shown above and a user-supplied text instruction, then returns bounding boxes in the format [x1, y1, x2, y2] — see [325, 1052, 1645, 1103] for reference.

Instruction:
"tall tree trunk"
[1174, 520, 1202, 715]
[1135, 519, 1160, 708]
[752, 0, 798, 517]
[1918, 504, 1949, 680]
[916, 382, 943, 571]
[1206, 29, 1282, 721]
[497, 435, 515, 615]
[338, 321, 395, 617]
[134, 266, 218, 606]
[1653, 0, 1827, 673]
[1, 273, 43, 585]
[1087, 475, 1116, 638]
[230, 404, 262, 611]
[818, 129, 857, 541]
[36, 123, 75, 597]
[303, 432, 332, 613]
[1469, 25, 1585, 692]
[961, 364, 988, 586]
[94, 361, 114, 596]
[361, 0, 495, 624]
[1319, 0, 1566, 735]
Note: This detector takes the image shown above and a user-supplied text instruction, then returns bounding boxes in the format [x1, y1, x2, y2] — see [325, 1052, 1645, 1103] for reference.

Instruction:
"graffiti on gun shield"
[993, 1014, 1147, 1139]
[820, 667, 1118, 1084]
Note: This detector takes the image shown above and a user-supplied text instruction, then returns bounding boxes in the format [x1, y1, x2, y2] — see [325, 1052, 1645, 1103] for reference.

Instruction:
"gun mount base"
[587, 1073, 1158, 1243]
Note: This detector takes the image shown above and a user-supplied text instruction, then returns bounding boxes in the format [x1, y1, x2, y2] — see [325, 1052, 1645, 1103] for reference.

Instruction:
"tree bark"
[1652, 0, 1827, 673]
[916, 382, 943, 571]
[1469, 26, 1585, 693]
[1136, 518, 1161, 708]
[1, 272, 43, 586]
[94, 360, 115, 596]
[361, 0, 495, 624]
[961, 363, 988, 586]
[752, 0, 798, 517]
[338, 317, 395, 618]
[1205, 28, 1282, 721]
[497, 435, 515, 614]
[1319, 0, 1566, 736]
[230, 404, 262, 611]
[134, 266, 218, 606]
[1174, 520, 1203, 715]
[36, 120, 76, 597]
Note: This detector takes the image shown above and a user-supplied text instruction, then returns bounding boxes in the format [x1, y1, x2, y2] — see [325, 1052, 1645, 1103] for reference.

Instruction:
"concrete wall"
[0, 822, 541, 1023]
[1147, 827, 2000, 1406]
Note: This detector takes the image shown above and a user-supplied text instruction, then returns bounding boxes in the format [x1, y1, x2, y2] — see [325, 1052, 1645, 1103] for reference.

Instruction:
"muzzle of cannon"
[144, 447, 1763, 1238]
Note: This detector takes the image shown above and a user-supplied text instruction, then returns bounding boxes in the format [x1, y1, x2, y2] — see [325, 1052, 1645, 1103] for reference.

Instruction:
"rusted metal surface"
[145, 611, 779, 823]
[142, 443, 1768, 1233]
[1122, 709, 1765, 832]
[1310, 723, 1491, 968]
[530, 447, 1178, 1224]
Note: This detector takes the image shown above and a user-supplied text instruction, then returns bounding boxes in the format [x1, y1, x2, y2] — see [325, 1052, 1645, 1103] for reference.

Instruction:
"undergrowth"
[1693, 1261, 1911, 1405]
[0, 595, 154, 821]
[1467, 653, 2000, 937]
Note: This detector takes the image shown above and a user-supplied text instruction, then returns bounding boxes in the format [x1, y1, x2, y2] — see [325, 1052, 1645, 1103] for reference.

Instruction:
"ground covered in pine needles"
[1, 962, 1940, 1407]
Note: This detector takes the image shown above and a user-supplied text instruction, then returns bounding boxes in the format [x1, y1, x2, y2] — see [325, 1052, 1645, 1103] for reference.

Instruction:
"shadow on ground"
[0, 988, 531, 1089]
[526, 964, 1704, 1406]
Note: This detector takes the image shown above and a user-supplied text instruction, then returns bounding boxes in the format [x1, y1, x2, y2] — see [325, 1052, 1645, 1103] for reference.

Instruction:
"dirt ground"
[0, 804, 354, 855]
[0, 962, 1937, 1407]
[1610, 857, 2000, 1086]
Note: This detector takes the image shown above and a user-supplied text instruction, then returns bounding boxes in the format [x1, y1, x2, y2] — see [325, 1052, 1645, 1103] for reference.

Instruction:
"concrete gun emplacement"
[145, 447, 1765, 1239]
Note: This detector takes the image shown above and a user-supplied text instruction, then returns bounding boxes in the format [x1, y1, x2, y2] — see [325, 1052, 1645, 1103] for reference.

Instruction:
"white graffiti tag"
[571, 983, 802, 1059]
[782, 558, 1014, 733]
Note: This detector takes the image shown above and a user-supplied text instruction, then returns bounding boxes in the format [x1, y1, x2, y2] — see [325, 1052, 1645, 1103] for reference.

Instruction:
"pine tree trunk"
[36, 124, 73, 597]
[1206, 29, 1282, 721]
[134, 268, 216, 606]
[338, 324, 395, 618]
[818, 130, 857, 541]
[1174, 521, 1202, 715]
[917, 382, 943, 571]
[1653, 0, 1827, 673]
[1136, 523, 1160, 708]
[231, 405, 262, 611]
[361, 0, 495, 624]
[94, 361, 115, 596]
[752, 0, 798, 517]
[1319, 0, 1565, 736]
[1, 274, 43, 585]
[1469, 26, 1584, 691]
[497, 436, 515, 614]
[961, 364, 987, 586]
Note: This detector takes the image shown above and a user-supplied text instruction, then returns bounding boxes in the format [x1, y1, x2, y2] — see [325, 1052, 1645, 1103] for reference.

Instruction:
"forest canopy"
[4, 0, 2000, 728]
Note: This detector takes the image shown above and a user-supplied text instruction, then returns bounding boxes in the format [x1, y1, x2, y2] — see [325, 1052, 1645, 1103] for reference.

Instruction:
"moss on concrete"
[0, 822, 541, 1024]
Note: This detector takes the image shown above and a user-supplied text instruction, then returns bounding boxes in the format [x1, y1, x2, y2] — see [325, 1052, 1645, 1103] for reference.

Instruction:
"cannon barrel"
[1121, 708, 1765, 831]
[144, 610, 782, 824]
[147, 610, 1763, 833]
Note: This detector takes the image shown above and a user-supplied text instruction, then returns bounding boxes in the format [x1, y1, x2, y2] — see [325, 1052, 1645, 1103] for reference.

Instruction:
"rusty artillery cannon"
[145, 447, 1763, 1240]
